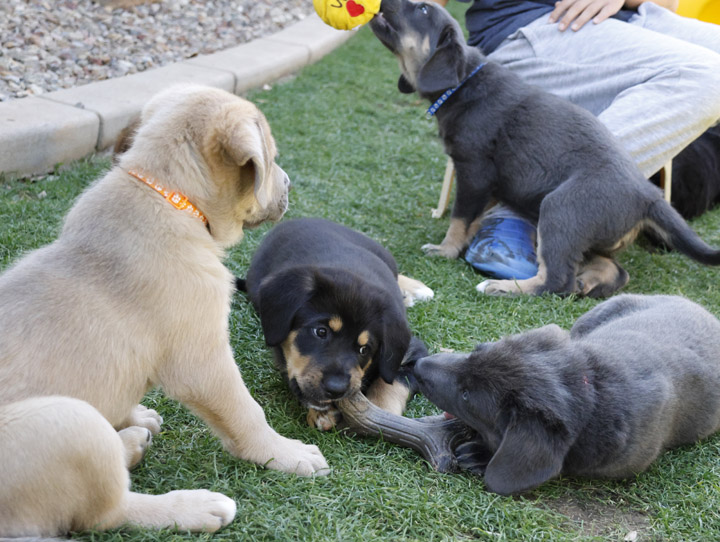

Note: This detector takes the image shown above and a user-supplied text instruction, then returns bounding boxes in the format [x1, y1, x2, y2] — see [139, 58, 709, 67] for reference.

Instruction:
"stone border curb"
[0, 14, 353, 178]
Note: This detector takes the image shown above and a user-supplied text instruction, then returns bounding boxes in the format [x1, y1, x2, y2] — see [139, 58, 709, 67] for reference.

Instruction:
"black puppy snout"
[322, 374, 351, 398]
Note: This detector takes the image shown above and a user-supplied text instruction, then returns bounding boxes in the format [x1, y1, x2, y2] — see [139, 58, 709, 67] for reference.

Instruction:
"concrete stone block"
[0, 97, 99, 178]
[268, 14, 355, 63]
[43, 63, 235, 150]
[0, 15, 352, 178]
[188, 38, 310, 95]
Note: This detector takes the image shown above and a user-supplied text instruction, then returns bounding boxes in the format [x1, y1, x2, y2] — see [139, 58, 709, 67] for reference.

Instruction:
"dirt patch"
[548, 496, 652, 540]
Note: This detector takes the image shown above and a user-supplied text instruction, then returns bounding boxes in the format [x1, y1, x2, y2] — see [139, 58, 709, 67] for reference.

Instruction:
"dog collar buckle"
[127, 169, 208, 225]
[166, 191, 189, 210]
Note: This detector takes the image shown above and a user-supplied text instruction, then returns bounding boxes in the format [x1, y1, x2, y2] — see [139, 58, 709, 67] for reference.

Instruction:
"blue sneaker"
[464, 205, 538, 280]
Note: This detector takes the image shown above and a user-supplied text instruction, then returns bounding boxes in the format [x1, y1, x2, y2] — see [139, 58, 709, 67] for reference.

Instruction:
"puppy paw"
[576, 259, 629, 299]
[261, 435, 330, 476]
[398, 274, 435, 307]
[136, 489, 236, 533]
[118, 426, 153, 469]
[307, 407, 343, 431]
[476, 279, 518, 296]
[455, 439, 493, 476]
[170, 490, 236, 532]
[123, 404, 163, 435]
[421, 243, 460, 259]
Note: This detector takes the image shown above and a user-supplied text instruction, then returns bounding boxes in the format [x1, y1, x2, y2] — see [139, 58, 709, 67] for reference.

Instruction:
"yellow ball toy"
[313, 0, 381, 30]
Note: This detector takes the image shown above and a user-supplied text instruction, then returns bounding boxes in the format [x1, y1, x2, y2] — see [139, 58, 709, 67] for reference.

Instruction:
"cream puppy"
[0, 85, 328, 537]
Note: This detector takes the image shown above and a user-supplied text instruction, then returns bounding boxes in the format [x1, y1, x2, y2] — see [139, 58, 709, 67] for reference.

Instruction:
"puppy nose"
[322, 374, 350, 398]
[414, 353, 465, 384]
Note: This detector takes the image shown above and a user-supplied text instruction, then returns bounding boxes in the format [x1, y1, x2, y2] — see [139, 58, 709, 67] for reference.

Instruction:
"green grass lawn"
[3, 10, 720, 541]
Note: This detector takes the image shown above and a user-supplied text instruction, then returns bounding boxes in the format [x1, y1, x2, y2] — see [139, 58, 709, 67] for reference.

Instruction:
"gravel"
[0, 0, 315, 102]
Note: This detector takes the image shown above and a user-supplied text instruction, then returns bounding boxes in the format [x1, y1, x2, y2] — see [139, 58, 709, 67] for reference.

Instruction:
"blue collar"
[426, 63, 486, 118]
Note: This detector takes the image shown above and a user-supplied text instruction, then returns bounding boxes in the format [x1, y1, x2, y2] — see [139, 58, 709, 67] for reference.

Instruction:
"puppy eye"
[359, 345, 370, 356]
[462, 390, 469, 401]
[313, 326, 328, 339]
[418, 3, 429, 14]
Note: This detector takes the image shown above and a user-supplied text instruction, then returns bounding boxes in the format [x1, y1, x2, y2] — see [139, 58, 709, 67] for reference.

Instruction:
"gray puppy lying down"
[414, 295, 720, 495]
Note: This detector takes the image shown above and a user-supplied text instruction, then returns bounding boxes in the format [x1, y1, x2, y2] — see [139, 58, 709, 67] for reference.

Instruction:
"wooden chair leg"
[659, 159, 672, 203]
[432, 157, 455, 218]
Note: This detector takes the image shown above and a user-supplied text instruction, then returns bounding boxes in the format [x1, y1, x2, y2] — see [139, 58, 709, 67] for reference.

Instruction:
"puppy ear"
[483, 412, 569, 495]
[112, 115, 140, 163]
[416, 25, 462, 95]
[398, 74, 415, 94]
[257, 268, 314, 346]
[376, 304, 412, 384]
[218, 109, 274, 209]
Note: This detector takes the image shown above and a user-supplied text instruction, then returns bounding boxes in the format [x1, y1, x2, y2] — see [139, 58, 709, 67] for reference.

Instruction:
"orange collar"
[127, 169, 208, 226]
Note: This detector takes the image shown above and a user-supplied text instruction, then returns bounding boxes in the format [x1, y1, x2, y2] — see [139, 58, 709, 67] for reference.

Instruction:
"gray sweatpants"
[488, 3, 720, 177]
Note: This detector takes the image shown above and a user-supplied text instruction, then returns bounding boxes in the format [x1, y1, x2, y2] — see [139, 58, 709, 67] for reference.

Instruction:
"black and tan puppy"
[241, 218, 433, 430]
[414, 294, 720, 495]
[370, 0, 720, 297]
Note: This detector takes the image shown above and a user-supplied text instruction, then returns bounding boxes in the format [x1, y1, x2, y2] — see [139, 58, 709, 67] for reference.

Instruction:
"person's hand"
[548, 0, 625, 31]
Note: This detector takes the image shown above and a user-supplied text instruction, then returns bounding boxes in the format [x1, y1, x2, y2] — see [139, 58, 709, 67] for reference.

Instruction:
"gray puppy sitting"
[414, 295, 720, 495]
[370, 0, 720, 297]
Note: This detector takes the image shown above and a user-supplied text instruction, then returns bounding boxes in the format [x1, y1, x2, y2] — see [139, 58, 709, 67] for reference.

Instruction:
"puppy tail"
[647, 199, 720, 265]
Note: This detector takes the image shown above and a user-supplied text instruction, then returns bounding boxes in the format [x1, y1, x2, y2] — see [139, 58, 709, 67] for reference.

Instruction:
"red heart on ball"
[346, 0, 365, 17]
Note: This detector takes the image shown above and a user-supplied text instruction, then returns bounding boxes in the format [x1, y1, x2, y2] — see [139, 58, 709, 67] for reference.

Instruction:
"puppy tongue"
[443, 412, 456, 420]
